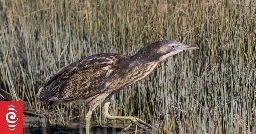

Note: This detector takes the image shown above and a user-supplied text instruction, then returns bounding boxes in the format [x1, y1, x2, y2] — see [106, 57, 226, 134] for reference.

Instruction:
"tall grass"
[0, 0, 255, 133]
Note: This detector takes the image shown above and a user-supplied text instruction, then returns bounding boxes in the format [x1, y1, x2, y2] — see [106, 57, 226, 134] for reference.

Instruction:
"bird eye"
[172, 46, 175, 48]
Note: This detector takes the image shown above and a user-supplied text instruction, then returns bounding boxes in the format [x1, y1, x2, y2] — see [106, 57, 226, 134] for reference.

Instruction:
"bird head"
[135, 40, 198, 62]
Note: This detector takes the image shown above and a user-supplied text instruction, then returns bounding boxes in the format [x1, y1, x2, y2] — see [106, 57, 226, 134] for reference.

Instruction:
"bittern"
[37, 40, 198, 133]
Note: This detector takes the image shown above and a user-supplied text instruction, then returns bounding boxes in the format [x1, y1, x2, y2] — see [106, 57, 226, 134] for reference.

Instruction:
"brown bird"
[37, 40, 198, 134]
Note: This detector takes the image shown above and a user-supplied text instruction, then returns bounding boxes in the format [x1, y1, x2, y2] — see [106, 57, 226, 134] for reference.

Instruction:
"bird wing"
[37, 53, 125, 102]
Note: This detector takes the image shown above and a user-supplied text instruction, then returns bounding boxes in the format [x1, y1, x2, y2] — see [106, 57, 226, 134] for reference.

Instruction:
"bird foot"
[122, 117, 158, 132]
[103, 102, 157, 132]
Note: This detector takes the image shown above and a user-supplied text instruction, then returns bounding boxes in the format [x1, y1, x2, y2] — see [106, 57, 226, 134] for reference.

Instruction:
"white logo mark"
[6, 105, 18, 130]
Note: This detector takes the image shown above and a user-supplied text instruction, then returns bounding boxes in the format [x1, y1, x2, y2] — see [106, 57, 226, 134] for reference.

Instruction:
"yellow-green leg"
[85, 110, 92, 134]
[84, 93, 110, 134]
[103, 102, 156, 132]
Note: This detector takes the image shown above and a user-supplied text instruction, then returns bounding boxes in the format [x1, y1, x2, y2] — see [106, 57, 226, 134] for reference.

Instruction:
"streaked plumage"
[37, 40, 198, 133]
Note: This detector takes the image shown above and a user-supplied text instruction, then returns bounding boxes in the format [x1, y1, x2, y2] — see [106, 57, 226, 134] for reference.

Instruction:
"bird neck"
[131, 47, 163, 63]
[127, 54, 160, 81]
[108, 54, 160, 92]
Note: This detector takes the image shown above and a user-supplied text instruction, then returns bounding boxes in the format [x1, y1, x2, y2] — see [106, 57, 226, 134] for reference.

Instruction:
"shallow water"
[24, 126, 124, 134]
[24, 115, 149, 134]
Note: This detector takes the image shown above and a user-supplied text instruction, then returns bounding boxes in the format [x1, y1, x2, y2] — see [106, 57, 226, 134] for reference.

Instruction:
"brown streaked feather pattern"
[37, 40, 197, 107]
[37, 40, 198, 133]
[37, 53, 128, 102]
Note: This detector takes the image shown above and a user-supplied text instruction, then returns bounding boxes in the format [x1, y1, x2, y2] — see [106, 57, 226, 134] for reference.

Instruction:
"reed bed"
[0, 0, 255, 133]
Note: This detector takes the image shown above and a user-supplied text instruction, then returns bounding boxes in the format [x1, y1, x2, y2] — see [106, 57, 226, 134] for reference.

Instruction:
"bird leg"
[85, 110, 92, 134]
[103, 102, 156, 132]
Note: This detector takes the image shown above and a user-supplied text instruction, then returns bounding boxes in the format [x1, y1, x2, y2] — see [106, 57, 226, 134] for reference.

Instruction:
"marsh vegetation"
[0, 0, 255, 133]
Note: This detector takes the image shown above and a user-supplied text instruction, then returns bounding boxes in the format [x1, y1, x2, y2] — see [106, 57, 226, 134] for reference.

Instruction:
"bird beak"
[181, 44, 199, 50]
[184, 45, 199, 50]
[169, 41, 199, 51]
